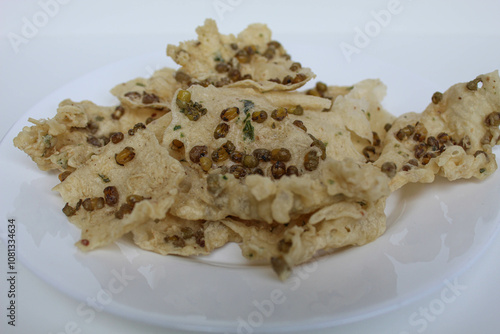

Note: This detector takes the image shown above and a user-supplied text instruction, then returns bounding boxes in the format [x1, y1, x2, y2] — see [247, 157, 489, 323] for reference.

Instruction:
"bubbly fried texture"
[161, 85, 390, 224]
[132, 215, 241, 256]
[221, 198, 387, 279]
[167, 19, 314, 92]
[13, 98, 170, 172]
[375, 71, 500, 190]
[12, 19, 500, 280]
[110, 67, 180, 111]
[53, 128, 185, 251]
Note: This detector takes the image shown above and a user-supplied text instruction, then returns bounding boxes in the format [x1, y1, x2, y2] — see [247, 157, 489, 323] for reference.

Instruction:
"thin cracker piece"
[167, 19, 314, 92]
[110, 67, 181, 111]
[221, 198, 387, 280]
[375, 71, 500, 191]
[132, 215, 241, 256]
[53, 128, 185, 251]
[13, 99, 171, 172]
[161, 85, 390, 223]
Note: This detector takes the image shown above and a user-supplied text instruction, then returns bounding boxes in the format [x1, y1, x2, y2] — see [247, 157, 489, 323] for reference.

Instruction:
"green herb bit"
[95, 116, 104, 122]
[243, 119, 255, 141]
[240, 99, 255, 114]
[98, 174, 111, 183]
[213, 51, 223, 62]
[57, 157, 68, 169]
[327, 179, 335, 185]
[42, 134, 53, 148]
[173, 125, 181, 131]
[480, 168, 486, 173]
[136, 82, 146, 87]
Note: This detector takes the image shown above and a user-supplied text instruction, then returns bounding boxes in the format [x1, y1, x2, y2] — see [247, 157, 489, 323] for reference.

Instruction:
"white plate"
[1, 50, 499, 333]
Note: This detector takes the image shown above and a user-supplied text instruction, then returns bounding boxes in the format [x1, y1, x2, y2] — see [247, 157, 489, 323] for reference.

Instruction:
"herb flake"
[240, 99, 255, 114]
[98, 174, 111, 183]
[242, 113, 255, 141]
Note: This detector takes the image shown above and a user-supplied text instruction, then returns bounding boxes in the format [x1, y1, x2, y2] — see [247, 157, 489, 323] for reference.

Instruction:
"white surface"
[1, 0, 500, 333]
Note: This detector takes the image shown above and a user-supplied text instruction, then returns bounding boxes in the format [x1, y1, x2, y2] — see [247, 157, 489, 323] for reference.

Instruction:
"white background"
[1, 0, 500, 333]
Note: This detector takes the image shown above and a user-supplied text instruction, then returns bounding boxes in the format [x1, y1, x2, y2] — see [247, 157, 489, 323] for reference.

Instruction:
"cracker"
[132, 215, 241, 256]
[52, 128, 185, 250]
[13, 99, 171, 172]
[374, 71, 500, 190]
[161, 85, 390, 223]
[110, 67, 180, 111]
[221, 198, 387, 280]
[167, 19, 314, 92]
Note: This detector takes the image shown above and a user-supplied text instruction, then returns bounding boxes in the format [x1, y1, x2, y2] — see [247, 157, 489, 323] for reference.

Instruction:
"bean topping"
[381, 161, 397, 178]
[271, 107, 287, 121]
[170, 139, 184, 151]
[222, 141, 236, 154]
[62, 203, 76, 217]
[413, 122, 428, 142]
[189, 145, 208, 163]
[215, 62, 231, 73]
[270, 148, 291, 162]
[212, 147, 229, 163]
[220, 107, 240, 121]
[115, 203, 133, 219]
[124, 91, 141, 100]
[115, 147, 136, 166]
[253, 148, 272, 162]
[228, 69, 242, 82]
[230, 165, 247, 179]
[304, 150, 319, 171]
[251, 110, 268, 123]
[85, 136, 102, 149]
[396, 125, 415, 141]
[289, 62, 301, 71]
[293, 120, 307, 132]
[431, 92, 443, 104]
[112, 105, 125, 120]
[466, 77, 482, 91]
[426, 136, 439, 151]
[485, 112, 500, 127]
[199, 157, 212, 172]
[421, 152, 436, 165]
[103, 186, 119, 206]
[58, 171, 72, 182]
[110, 132, 124, 144]
[214, 123, 230, 139]
[271, 161, 287, 179]
[286, 165, 299, 176]
[175, 71, 191, 83]
[230, 151, 243, 163]
[142, 92, 160, 104]
[242, 154, 259, 168]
